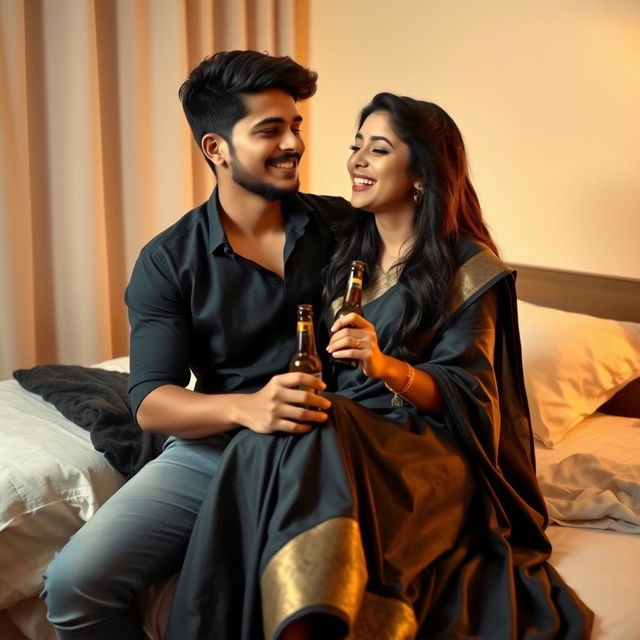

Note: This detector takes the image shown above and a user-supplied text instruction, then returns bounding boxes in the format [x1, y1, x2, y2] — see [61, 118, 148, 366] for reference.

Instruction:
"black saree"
[164, 241, 593, 640]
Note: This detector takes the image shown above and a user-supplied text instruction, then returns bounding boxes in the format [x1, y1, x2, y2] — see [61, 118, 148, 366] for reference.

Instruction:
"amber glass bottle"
[289, 304, 323, 390]
[330, 260, 365, 369]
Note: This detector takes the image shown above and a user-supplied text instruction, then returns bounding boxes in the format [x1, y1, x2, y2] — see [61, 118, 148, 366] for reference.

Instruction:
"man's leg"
[42, 434, 232, 640]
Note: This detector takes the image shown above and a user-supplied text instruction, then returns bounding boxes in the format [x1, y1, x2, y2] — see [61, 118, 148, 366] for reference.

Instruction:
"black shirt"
[125, 189, 352, 416]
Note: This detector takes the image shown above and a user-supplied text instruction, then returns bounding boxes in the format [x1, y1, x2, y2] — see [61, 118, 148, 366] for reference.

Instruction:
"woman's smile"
[351, 173, 376, 191]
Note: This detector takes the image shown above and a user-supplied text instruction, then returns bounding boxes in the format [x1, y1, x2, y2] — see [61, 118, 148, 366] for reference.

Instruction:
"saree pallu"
[164, 241, 593, 639]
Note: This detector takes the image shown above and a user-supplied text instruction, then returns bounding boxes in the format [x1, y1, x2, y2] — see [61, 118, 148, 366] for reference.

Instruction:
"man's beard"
[228, 146, 300, 201]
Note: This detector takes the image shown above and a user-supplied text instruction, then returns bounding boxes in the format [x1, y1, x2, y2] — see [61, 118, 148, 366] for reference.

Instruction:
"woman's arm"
[375, 355, 443, 413]
[326, 312, 443, 412]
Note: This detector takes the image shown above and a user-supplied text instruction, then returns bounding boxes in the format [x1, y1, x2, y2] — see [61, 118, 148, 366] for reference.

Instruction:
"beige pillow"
[517, 300, 640, 448]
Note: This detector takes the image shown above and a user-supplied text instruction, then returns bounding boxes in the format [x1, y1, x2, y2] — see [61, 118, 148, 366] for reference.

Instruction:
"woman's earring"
[413, 183, 424, 204]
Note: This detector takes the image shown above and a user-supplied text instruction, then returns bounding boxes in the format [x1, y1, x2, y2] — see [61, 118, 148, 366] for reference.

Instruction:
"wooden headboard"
[512, 263, 640, 323]
[511, 263, 640, 418]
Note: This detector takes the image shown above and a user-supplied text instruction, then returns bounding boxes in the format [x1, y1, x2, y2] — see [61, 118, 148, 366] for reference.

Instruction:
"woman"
[164, 94, 593, 639]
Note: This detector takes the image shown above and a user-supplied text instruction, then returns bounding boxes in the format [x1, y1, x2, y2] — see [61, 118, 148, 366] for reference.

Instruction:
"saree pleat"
[164, 240, 593, 639]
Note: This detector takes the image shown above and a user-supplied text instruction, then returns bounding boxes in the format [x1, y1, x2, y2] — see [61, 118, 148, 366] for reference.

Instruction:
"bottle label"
[350, 277, 363, 288]
[296, 321, 313, 333]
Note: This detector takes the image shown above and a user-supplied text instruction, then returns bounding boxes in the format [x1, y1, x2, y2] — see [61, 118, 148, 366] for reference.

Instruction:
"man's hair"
[179, 50, 317, 149]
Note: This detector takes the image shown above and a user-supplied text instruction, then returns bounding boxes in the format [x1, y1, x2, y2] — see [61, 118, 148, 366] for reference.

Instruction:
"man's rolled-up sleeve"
[125, 248, 192, 419]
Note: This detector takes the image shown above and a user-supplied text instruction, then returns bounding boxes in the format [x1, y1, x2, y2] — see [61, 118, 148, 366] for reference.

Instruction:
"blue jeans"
[41, 433, 233, 640]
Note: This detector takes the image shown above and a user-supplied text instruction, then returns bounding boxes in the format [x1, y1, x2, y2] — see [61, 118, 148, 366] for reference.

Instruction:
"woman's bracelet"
[384, 362, 415, 406]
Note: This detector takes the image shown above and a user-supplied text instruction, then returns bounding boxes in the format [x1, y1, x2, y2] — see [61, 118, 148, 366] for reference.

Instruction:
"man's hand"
[239, 372, 331, 434]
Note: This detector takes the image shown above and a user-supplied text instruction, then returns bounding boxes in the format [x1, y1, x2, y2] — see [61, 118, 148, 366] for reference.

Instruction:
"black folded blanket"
[13, 364, 166, 480]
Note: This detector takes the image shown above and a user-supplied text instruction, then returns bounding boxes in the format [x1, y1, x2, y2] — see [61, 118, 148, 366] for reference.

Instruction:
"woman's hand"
[327, 312, 444, 413]
[327, 312, 391, 380]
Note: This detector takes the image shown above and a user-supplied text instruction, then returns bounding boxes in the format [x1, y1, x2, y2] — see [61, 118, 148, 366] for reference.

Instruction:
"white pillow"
[517, 300, 640, 448]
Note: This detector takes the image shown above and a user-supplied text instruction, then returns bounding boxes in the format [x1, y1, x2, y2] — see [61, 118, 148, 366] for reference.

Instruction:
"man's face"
[224, 89, 305, 200]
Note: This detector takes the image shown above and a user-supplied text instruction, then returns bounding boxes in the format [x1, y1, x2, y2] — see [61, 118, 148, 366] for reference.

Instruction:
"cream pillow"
[517, 300, 640, 448]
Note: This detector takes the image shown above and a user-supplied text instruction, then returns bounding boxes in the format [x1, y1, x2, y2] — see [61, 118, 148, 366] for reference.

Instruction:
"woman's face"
[347, 111, 416, 214]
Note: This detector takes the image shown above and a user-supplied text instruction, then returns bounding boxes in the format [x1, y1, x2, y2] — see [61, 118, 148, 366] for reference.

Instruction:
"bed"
[1, 264, 639, 640]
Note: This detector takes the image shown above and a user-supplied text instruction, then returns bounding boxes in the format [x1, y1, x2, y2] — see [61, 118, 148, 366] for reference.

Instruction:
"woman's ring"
[355, 338, 361, 349]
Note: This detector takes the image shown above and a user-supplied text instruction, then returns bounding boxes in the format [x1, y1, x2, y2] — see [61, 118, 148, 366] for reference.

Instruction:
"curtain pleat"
[1, 0, 39, 370]
[0, 0, 309, 378]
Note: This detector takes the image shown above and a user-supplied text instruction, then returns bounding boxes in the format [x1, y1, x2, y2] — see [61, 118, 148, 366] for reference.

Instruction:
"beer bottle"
[330, 260, 365, 369]
[289, 304, 323, 392]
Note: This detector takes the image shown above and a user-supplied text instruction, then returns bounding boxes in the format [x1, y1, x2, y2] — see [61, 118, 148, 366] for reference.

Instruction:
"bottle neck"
[344, 273, 363, 306]
[296, 320, 317, 354]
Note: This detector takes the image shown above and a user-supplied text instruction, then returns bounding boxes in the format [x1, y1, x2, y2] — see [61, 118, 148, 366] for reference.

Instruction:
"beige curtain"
[0, 0, 310, 379]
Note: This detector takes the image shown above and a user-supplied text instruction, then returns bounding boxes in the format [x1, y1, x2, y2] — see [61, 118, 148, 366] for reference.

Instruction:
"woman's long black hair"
[323, 93, 498, 359]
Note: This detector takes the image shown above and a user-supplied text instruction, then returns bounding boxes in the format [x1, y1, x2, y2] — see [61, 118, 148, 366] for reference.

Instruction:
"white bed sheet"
[0, 377, 125, 607]
[535, 413, 640, 639]
[534, 412, 640, 469]
[547, 525, 640, 640]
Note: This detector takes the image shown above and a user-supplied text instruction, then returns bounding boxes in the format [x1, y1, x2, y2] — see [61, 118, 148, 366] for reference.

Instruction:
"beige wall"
[307, 0, 640, 279]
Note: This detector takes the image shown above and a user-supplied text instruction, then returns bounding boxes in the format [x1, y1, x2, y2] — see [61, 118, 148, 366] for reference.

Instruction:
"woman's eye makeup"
[349, 145, 390, 155]
[348, 143, 390, 155]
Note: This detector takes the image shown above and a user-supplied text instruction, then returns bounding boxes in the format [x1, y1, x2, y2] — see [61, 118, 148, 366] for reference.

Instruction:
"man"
[42, 50, 353, 640]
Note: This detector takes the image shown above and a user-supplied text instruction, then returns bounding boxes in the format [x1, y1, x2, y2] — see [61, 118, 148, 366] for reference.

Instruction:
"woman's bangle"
[384, 362, 415, 404]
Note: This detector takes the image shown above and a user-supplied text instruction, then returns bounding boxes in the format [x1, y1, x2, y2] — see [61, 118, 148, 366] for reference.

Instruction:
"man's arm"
[126, 248, 330, 438]
[136, 373, 331, 438]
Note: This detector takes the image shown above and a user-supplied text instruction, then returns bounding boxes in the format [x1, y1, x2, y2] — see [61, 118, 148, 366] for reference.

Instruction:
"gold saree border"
[330, 248, 508, 319]
[260, 516, 418, 640]
[361, 265, 401, 307]
[449, 248, 510, 315]
[261, 517, 367, 640]
[351, 591, 417, 640]
[330, 265, 401, 316]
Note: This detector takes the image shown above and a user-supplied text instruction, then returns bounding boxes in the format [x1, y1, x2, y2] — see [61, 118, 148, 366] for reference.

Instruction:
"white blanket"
[535, 413, 640, 533]
[538, 453, 640, 533]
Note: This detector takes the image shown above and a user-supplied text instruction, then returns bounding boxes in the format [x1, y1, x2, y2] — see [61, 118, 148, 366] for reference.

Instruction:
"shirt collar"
[207, 190, 228, 255]
[207, 188, 312, 255]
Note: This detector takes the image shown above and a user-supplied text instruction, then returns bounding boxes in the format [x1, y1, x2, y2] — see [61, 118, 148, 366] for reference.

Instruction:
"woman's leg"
[41, 435, 231, 640]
